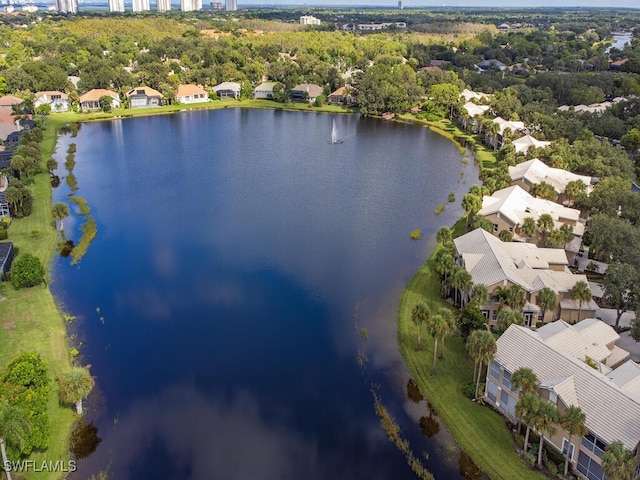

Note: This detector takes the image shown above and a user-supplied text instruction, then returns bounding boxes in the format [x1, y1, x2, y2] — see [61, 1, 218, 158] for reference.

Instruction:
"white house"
[253, 82, 276, 100]
[212, 82, 241, 100]
[175, 84, 210, 104]
[509, 159, 594, 198]
[34, 91, 70, 113]
[512, 134, 551, 154]
[79, 89, 121, 111]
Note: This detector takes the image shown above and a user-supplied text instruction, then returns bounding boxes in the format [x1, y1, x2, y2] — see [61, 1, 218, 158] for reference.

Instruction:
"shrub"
[434, 204, 445, 215]
[0, 229, 7, 240]
[448, 192, 455, 202]
[410, 229, 422, 240]
[514, 434, 524, 449]
[521, 450, 536, 466]
[10, 253, 45, 289]
[462, 382, 476, 399]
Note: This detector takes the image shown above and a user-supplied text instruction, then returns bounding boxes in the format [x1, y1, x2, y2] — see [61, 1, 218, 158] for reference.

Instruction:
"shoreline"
[5, 102, 477, 478]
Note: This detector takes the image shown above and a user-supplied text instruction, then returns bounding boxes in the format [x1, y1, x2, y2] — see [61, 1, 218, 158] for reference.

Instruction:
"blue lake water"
[51, 108, 481, 479]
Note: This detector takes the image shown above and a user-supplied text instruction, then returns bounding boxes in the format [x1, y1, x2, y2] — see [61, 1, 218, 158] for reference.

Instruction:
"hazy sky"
[241, 0, 639, 7]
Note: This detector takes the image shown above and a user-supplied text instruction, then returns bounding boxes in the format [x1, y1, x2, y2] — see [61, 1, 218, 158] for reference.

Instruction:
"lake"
[51, 108, 481, 479]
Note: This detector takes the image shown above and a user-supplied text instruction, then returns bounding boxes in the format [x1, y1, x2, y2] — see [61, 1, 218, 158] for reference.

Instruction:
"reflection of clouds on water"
[76, 384, 392, 480]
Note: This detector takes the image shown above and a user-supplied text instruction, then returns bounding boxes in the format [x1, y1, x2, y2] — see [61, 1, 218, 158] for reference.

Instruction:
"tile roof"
[463, 102, 490, 117]
[80, 89, 119, 102]
[35, 91, 68, 101]
[0, 95, 23, 106]
[513, 134, 551, 154]
[607, 360, 640, 401]
[496, 324, 640, 449]
[292, 83, 324, 98]
[126, 86, 162, 98]
[176, 84, 208, 97]
[460, 89, 492, 102]
[493, 116, 525, 135]
[509, 159, 593, 195]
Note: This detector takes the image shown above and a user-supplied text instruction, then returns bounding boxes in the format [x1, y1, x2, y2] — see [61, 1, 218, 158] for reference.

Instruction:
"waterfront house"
[126, 86, 163, 108]
[486, 322, 640, 480]
[509, 159, 594, 202]
[0, 242, 13, 280]
[291, 83, 323, 103]
[212, 82, 241, 100]
[454, 228, 596, 325]
[327, 86, 355, 105]
[0, 191, 9, 218]
[175, 84, 210, 104]
[79, 89, 121, 111]
[477, 185, 584, 259]
[253, 82, 276, 100]
[512, 134, 551, 155]
[34, 91, 70, 113]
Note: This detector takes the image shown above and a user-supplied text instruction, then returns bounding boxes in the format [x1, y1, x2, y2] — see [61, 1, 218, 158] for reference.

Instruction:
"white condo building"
[109, 0, 124, 12]
[132, 0, 150, 12]
[180, 0, 201, 11]
[56, 0, 77, 13]
[300, 15, 321, 25]
[157, 0, 171, 11]
[224, 0, 236, 10]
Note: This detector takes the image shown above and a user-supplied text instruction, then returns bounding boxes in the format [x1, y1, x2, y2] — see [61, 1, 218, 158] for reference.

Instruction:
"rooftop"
[509, 158, 593, 195]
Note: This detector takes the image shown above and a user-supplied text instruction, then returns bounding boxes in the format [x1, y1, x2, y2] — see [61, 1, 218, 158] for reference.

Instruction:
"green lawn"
[0, 122, 76, 480]
[397, 254, 546, 480]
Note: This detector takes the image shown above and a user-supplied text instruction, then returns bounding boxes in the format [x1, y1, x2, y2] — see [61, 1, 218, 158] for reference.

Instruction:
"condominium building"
[109, 0, 125, 12]
[56, 0, 77, 14]
[224, 0, 236, 11]
[180, 0, 201, 11]
[300, 15, 321, 25]
[157, 0, 171, 11]
[131, 0, 150, 12]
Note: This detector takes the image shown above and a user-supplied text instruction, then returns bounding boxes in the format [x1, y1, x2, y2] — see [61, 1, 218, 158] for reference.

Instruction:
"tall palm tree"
[492, 286, 510, 313]
[52, 202, 70, 231]
[516, 392, 539, 452]
[437, 308, 455, 359]
[559, 223, 574, 248]
[602, 441, 635, 480]
[58, 367, 95, 415]
[496, 309, 525, 334]
[560, 405, 587, 476]
[536, 287, 557, 324]
[427, 313, 449, 376]
[533, 400, 559, 467]
[511, 368, 538, 432]
[0, 401, 31, 480]
[570, 281, 592, 323]
[451, 267, 473, 307]
[506, 284, 527, 311]
[411, 303, 430, 351]
[467, 329, 496, 398]
[467, 329, 482, 384]
[470, 284, 489, 306]
[462, 193, 482, 227]
[433, 249, 455, 297]
[537, 213, 555, 245]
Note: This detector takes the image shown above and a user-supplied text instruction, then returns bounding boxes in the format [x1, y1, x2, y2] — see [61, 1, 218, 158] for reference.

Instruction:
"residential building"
[489, 117, 526, 149]
[212, 82, 241, 100]
[253, 82, 276, 100]
[109, 0, 124, 12]
[300, 15, 321, 25]
[225, 0, 236, 10]
[512, 134, 551, 155]
[126, 87, 163, 109]
[327, 87, 354, 106]
[477, 185, 584, 258]
[0, 242, 14, 281]
[509, 158, 594, 202]
[460, 89, 492, 103]
[157, 0, 171, 10]
[34, 91, 70, 113]
[476, 59, 507, 71]
[79, 89, 121, 112]
[454, 228, 597, 325]
[0, 192, 9, 218]
[486, 322, 640, 480]
[181, 0, 201, 11]
[56, 0, 77, 13]
[132, 0, 150, 11]
[291, 83, 323, 103]
[175, 84, 210, 104]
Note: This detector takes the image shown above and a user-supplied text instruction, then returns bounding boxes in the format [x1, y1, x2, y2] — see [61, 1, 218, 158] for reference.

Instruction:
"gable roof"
[292, 83, 324, 97]
[478, 185, 583, 233]
[454, 228, 590, 294]
[463, 102, 490, 117]
[512, 134, 551, 154]
[80, 89, 119, 103]
[492, 116, 525, 135]
[176, 84, 208, 97]
[460, 88, 492, 102]
[126, 86, 162, 98]
[509, 158, 593, 195]
[496, 324, 640, 449]
[0, 95, 23, 106]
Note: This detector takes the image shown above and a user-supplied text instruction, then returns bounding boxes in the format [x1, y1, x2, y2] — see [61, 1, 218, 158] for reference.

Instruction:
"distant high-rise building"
[398, 0, 403, 9]
[300, 15, 321, 25]
[131, 0, 149, 12]
[56, 0, 77, 13]
[180, 0, 200, 11]
[109, 0, 124, 12]
[224, 0, 235, 11]
[157, 0, 170, 11]
[211, 1, 223, 9]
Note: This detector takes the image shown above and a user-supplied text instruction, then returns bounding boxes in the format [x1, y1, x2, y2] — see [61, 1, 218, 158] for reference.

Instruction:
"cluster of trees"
[0, 353, 94, 479]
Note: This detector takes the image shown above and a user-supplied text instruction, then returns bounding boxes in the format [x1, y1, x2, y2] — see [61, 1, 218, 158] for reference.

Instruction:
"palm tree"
[427, 313, 449, 376]
[492, 286, 510, 313]
[437, 308, 455, 359]
[498, 229, 513, 242]
[58, 367, 95, 415]
[533, 400, 559, 467]
[559, 223, 574, 248]
[496, 309, 525, 334]
[462, 193, 482, 228]
[537, 213, 554, 245]
[511, 368, 538, 432]
[467, 329, 496, 398]
[521, 217, 536, 241]
[506, 284, 526, 311]
[602, 441, 635, 480]
[560, 405, 587, 476]
[470, 284, 489, 306]
[570, 280, 592, 323]
[451, 267, 473, 307]
[0, 400, 31, 480]
[436, 226, 452, 244]
[516, 392, 539, 452]
[433, 249, 455, 297]
[411, 303, 430, 351]
[52, 202, 70, 231]
[564, 179, 586, 207]
[536, 287, 557, 324]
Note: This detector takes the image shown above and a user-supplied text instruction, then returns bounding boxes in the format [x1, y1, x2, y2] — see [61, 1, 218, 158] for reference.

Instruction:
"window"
[493, 223, 499, 232]
[577, 451, 605, 480]
[581, 432, 607, 458]
[489, 362, 500, 380]
[508, 226, 513, 233]
[500, 389, 516, 416]
[549, 390, 557, 405]
[502, 370, 512, 390]
[487, 380, 498, 402]
[562, 439, 575, 461]
[482, 310, 489, 318]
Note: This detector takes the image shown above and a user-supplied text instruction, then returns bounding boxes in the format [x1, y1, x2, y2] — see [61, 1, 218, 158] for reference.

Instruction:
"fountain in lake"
[331, 119, 343, 144]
